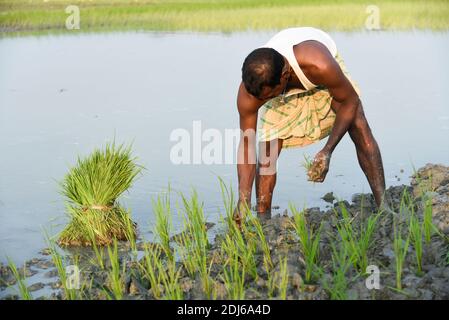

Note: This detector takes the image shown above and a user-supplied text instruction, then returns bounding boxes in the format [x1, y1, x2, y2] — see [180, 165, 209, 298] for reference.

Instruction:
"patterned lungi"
[258, 53, 361, 149]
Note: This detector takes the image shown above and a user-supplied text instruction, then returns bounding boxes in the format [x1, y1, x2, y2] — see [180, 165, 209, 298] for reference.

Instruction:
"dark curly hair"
[241, 48, 285, 98]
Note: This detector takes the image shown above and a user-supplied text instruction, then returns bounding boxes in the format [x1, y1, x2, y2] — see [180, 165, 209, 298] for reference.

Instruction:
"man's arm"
[235, 82, 264, 215]
[296, 41, 360, 181]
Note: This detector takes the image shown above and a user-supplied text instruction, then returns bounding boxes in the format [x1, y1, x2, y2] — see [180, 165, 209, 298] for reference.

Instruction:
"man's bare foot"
[378, 194, 398, 216]
[257, 210, 272, 223]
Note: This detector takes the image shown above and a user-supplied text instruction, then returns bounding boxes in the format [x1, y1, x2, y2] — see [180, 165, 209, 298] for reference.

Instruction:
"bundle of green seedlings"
[301, 154, 319, 182]
[58, 142, 143, 246]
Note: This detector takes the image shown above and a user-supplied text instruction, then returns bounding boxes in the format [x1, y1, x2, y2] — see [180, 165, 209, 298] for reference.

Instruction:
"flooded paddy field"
[0, 30, 448, 299]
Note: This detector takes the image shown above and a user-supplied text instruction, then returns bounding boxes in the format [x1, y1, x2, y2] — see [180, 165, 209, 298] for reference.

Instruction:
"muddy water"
[0, 31, 448, 266]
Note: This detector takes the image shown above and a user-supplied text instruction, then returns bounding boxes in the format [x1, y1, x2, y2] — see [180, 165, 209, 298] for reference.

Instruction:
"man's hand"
[308, 149, 331, 182]
[233, 203, 243, 226]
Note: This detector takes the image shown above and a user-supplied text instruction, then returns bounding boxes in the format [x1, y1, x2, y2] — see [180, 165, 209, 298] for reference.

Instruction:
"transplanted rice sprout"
[58, 142, 143, 246]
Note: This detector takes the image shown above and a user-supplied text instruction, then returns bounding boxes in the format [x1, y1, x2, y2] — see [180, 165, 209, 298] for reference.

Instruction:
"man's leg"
[344, 101, 387, 207]
[256, 139, 283, 218]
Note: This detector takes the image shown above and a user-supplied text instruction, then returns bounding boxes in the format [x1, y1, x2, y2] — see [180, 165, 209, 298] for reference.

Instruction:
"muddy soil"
[1, 163, 448, 300]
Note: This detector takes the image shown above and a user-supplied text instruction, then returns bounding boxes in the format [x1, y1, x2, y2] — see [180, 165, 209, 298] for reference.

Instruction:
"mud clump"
[411, 163, 449, 236]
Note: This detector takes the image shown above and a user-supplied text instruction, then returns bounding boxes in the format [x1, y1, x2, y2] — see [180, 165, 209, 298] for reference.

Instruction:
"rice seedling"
[179, 230, 214, 298]
[222, 231, 258, 281]
[290, 204, 322, 283]
[238, 231, 258, 280]
[409, 213, 424, 276]
[389, 189, 414, 290]
[247, 214, 273, 273]
[278, 256, 289, 300]
[218, 178, 259, 281]
[301, 154, 313, 171]
[218, 177, 255, 233]
[86, 228, 105, 270]
[139, 244, 163, 299]
[200, 263, 215, 299]
[176, 190, 215, 297]
[63, 264, 94, 301]
[393, 219, 410, 291]
[323, 244, 353, 300]
[301, 153, 322, 183]
[58, 142, 142, 246]
[124, 210, 138, 257]
[210, 280, 226, 300]
[220, 213, 260, 298]
[76, 276, 94, 300]
[221, 245, 246, 300]
[152, 187, 173, 260]
[334, 201, 380, 274]
[43, 231, 83, 300]
[181, 191, 210, 249]
[178, 230, 196, 277]
[138, 239, 183, 299]
[49, 249, 78, 300]
[266, 255, 292, 299]
[218, 177, 239, 231]
[410, 166, 437, 244]
[106, 239, 125, 300]
[159, 251, 184, 300]
[393, 234, 410, 291]
[357, 213, 380, 273]
[266, 270, 276, 299]
[6, 257, 32, 300]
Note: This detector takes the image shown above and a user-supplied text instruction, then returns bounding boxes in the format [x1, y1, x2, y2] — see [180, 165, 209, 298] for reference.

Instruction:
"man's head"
[241, 48, 291, 100]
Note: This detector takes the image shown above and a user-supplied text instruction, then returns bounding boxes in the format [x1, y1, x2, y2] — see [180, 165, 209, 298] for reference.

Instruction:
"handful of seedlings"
[58, 142, 143, 246]
[302, 154, 323, 182]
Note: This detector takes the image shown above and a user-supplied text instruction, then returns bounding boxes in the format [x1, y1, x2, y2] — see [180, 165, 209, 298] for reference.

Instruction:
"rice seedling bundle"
[58, 142, 142, 246]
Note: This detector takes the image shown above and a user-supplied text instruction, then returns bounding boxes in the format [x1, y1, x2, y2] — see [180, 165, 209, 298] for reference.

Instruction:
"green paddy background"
[1, 0, 448, 36]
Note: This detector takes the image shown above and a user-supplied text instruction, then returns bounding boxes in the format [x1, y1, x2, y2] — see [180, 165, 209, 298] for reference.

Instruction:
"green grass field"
[0, 0, 448, 36]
